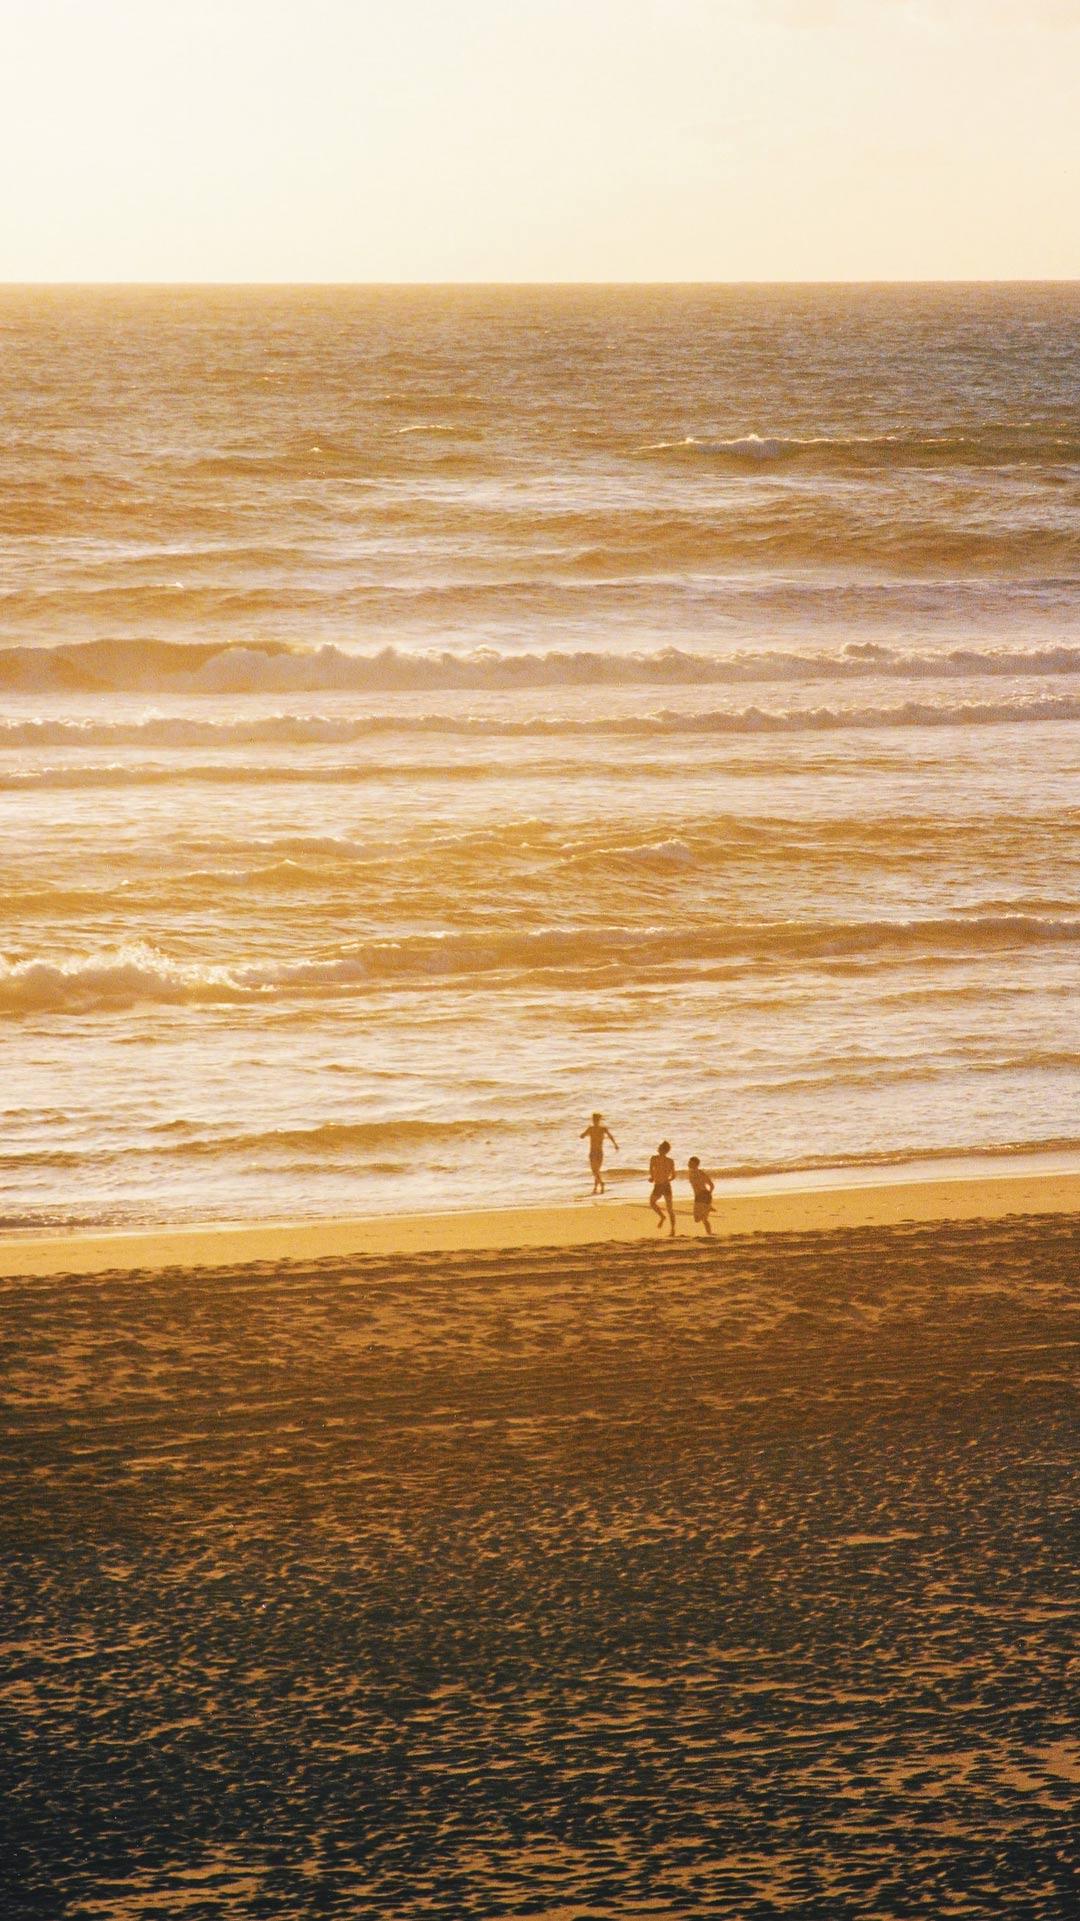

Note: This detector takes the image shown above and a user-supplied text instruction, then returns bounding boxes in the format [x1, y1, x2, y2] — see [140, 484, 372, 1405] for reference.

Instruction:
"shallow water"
[3, 285, 1080, 1225]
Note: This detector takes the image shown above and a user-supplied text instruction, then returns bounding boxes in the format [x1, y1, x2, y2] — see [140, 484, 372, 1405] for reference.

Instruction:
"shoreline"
[6, 1160, 1080, 1278]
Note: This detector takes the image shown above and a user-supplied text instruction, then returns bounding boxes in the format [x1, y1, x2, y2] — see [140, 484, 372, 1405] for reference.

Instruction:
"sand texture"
[3, 1215, 1080, 1917]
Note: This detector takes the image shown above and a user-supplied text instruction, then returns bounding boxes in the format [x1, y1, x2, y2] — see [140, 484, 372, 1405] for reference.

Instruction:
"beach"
[5, 1159, 1080, 1277]
[3, 1179, 1079, 1915]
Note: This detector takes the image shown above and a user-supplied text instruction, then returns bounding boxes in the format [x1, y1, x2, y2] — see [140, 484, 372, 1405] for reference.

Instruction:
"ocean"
[3, 281, 1080, 1229]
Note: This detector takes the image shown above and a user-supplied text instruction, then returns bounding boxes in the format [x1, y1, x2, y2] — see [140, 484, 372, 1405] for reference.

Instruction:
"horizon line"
[2, 276, 1079, 291]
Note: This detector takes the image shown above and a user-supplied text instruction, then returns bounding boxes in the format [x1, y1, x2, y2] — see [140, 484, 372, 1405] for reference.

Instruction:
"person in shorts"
[580, 1112, 619, 1194]
[648, 1140, 676, 1236]
[687, 1156, 714, 1236]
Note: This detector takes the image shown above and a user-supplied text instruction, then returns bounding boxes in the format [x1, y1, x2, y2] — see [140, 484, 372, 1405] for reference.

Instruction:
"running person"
[581, 1112, 618, 1194]
[687, 1156, 715, 1236]
[648, 1140, 676, 1236]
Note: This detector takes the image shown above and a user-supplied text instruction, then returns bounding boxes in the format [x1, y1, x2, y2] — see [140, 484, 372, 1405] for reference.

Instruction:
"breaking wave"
[7, 696, 1080, 783]
[165, 1117, 513, 1158]
[19, 1127, 1080, 1189]
[8, 637, 1080, 702]
[6, 915, 1080, 1014]
[639, 427, 1080, 470]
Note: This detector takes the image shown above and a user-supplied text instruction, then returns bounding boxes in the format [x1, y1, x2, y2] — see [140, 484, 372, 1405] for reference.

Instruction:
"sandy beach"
[8, 1160, 1080, 1278]
[3, 1180, 1079, 1916]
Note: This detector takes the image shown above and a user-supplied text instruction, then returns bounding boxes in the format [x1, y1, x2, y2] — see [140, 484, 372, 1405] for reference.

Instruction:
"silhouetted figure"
[687, 1156, 715, 1236]
[649, 1140, 676, 1236]
[581, 1112, 618, 1193]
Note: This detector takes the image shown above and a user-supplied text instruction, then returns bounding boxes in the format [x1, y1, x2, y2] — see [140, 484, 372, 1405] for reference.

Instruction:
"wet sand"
[8, 1160, 1080, 1276]
[3, 1212, 1079, 1916]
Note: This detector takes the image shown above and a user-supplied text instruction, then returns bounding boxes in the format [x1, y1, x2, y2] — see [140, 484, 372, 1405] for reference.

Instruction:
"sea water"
[2, 282, 1080, 1227]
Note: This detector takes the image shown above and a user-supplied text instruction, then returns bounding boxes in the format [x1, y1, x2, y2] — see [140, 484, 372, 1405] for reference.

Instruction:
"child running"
[581, 1112, 619, 1194]
[687, 1156, 715, 1236]
[648, 1140, 677, 1236]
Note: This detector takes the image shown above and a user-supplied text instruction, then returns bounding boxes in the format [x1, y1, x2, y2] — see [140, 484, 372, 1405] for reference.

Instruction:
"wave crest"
[9, 636, 1080, 703]
[7, 695, 1080, 787]
[170, 1117, 509, 1159]
[639, 427, 1080, 470]
[7, 915, 1080, 1015]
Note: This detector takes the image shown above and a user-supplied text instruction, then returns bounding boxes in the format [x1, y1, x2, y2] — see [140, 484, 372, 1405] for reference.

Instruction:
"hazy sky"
[3, 0, 1078, 280]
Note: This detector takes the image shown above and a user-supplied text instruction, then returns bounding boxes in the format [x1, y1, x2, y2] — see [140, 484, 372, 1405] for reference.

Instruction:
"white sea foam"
[6, 915, 1080, 1016]
[6, 693, 1080, 777]
[7, 638, 1080, 706]
[0, 946, 265, 1012]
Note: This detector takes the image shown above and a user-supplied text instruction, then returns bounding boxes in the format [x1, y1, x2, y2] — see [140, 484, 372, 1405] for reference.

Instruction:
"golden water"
[3, 285, 1080, 1225]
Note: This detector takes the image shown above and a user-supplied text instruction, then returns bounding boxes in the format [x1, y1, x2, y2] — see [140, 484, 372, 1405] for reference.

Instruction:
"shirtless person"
[687, 1156, 715, 1236]
[581, 1112, 619, 1193]
[648, 1140, 676, 1236]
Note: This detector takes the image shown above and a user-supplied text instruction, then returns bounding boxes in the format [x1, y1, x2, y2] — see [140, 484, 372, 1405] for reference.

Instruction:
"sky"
[2, 0, 1078, 281]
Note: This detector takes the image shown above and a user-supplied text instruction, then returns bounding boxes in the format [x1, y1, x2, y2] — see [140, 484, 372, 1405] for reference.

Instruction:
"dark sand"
[3, 1216, 1079, 1917]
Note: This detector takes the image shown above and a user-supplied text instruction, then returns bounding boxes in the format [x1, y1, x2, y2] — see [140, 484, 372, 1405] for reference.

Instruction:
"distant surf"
[8, 636, 1080, 698]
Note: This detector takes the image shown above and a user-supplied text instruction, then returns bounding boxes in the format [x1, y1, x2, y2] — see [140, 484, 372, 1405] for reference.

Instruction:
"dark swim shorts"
[650, 1181, 673, 1204]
